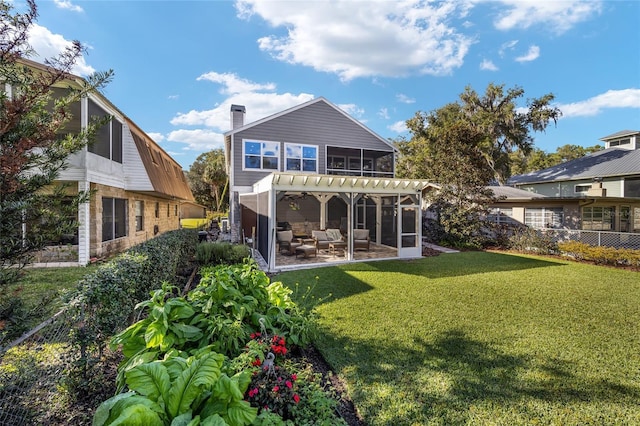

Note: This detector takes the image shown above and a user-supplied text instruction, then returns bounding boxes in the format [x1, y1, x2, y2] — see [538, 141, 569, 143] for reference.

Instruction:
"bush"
[196, 241, 251, 266]
[508, 228, 558, 254]
[558, 241, 640, 269]
[64, 229, 197, 395]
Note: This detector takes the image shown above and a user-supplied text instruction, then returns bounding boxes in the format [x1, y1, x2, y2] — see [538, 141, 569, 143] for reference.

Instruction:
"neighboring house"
[223, 97, 433, 271]
[180, 201, 208, 219]
[20, 59, 195, 265]
[495, 130, 640, 233]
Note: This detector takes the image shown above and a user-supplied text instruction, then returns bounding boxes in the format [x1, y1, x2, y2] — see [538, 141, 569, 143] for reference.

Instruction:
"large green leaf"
[165, 298, 196, 320]
[170, 323, 204, 341]
[93, 391, 136, 426]
[145, 318, 167, 348]
[96, 395, 164, 426]
[126, 362, 171, 403]
[166, 352, 224, 419]
[224, 400, 257, 426]
[107, 404, 164, 426]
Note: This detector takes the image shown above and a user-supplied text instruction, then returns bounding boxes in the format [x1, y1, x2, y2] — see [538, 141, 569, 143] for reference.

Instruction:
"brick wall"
[90, 183, 182, 259]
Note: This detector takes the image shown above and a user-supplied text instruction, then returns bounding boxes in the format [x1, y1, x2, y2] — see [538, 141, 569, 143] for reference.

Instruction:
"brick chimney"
[230, 104, 246, 130]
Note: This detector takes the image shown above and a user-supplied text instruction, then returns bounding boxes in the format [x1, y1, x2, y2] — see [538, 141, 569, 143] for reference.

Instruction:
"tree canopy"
[395, 83, 562, 247]
[186, 148, 228, 213]
[0, 0, 112, 284]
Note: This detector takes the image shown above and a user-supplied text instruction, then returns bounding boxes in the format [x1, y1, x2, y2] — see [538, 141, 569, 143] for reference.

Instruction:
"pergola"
[240, 172, 435, 271]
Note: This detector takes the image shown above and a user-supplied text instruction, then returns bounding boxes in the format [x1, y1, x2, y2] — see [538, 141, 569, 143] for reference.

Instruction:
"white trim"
[78, 180, 91, 265]
[242, 139, 280, 172]
[284, 142, 319, 173]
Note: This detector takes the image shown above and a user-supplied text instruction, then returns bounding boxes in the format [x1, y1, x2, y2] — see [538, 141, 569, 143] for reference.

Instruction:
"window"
[167, 203, 170, 217]
[102, 197, 127, 241]
[155, 202, 159, 218]
[582, 206, 615, 231]
[525, 207, 563, 229]
[327, 156, 345, 171]
[243, 140, 279, 171]
[609, 138, 630, 147]
[88, 99, 123, 163]
[575, 184, 591, 194]
[135, 200, 144, 231]
[624, 178, 640, 197]
[174, 205, 178, 217]
[487, 208, 519, 225]
[285, 143, 318, 172]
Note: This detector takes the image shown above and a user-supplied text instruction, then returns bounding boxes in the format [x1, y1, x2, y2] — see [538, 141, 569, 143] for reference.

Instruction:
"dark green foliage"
[0, 296, 28, 344]
[507, 227, 558, 254]
[64, 229, 197, 395]
[196, 241, 251, 266]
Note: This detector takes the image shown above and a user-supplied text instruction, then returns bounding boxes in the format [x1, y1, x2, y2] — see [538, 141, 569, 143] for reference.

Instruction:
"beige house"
[493, 130, 640, 233]
[24, 59, 195, 265]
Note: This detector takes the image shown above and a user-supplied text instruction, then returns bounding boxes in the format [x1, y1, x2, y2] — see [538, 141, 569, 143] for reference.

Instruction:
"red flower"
[252, 358, 262, 367]
[272, 385, 279, 392]
[291, 374, 297, 381]
[248, 388, 259, 397]
[285, 380, 292, 389]
[279, 338, 285, 346]
[293, 394, 300, 404]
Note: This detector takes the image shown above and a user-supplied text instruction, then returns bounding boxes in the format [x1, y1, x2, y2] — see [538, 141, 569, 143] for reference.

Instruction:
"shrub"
[558, 241, 640, 269]
[508, 228, 558, 254]
[64, 229, 197, 395]
[196, 241, 251, 266]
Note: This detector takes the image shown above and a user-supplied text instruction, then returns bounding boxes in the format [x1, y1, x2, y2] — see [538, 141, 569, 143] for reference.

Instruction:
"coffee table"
[328, 241, 347, 256]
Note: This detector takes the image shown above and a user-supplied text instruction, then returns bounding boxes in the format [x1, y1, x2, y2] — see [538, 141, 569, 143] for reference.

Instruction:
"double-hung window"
[285, 143, 318, 172]
[135, 200, 144, 231]
[243, 140, 279, 171]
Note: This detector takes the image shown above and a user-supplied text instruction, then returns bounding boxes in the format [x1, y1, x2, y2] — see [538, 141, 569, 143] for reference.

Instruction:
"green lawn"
[1, 265, 96, 342]
[275, 251, 640, 425]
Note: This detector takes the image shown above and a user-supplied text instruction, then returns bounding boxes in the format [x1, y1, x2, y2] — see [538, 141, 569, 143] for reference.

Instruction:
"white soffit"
[255, 172, 433, 194]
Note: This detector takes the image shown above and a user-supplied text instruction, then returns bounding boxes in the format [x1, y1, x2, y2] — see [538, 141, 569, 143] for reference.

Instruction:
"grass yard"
[275, 251, 640, 425]
[1, 265, 96, 342]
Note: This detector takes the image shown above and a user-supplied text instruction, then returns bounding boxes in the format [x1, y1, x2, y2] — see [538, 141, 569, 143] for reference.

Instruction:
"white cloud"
[494, 1, 602, 34]
[167, 129, 225, 151]
[515, 45, 540, 62]
[27, 24, 94, 76]
[378, 108, 390, 120]
[54, 0, 84, 13]
[396, 94, 416, 104]
[147, 132, 165, 143]
[499, 40, 518, 57]
[557, 89, 640, 118]
[338, 103, 365, 118]
[480, 59, 498, 71]
[197, 71, 276, 95]
[236, 0, 473, 81]
[388, 120, 408, 133]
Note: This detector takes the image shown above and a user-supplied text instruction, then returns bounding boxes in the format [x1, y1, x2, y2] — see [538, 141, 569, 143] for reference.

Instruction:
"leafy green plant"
[196, 241, 250, 266]
[93, 347, 257, 426]
[508, 227, 557, 254]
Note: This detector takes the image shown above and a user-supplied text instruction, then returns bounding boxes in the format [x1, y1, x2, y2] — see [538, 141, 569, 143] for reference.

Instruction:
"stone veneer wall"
[90, 183, 182, 259]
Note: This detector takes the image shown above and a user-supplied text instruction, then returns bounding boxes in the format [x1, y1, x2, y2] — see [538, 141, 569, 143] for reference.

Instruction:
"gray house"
[223, 97, 433, 271]
[498, 130, 640, 233]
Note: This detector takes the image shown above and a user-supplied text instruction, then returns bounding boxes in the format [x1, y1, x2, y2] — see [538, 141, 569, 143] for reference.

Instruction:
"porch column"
[77, 180, 91, 265]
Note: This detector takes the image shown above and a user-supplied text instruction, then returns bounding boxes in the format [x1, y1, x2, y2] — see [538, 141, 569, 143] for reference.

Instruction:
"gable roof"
[600, 129, 639, 141]
[224, 97, 396, 152]
[489, 185, 546, 200]
[508, 147, 640, 185]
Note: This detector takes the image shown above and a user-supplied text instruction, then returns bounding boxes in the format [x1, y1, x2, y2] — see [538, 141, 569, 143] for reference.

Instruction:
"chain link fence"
[540, 228, 640, 250]
[0, 310, 73, 426]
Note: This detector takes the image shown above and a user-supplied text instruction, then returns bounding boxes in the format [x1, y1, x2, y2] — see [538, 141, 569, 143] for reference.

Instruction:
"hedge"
[558, 240, 640, 269]
[65, 229, 198, 359]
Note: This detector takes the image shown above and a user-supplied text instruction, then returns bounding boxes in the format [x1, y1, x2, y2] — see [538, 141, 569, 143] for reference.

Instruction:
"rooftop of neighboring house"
[508, 130, 640, 185]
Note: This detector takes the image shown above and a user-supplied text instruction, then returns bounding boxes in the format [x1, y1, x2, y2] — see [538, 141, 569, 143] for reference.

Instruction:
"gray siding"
[232, 101, 393, 187]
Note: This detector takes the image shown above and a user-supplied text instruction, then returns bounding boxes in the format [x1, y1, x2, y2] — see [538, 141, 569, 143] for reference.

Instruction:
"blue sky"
[25, 0, 640, 170]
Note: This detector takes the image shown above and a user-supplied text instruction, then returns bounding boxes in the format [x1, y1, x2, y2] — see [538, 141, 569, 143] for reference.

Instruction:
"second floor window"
[88, 99, 123, 163]
[285, 143, 317, 172]
[243, 140, 279, 171]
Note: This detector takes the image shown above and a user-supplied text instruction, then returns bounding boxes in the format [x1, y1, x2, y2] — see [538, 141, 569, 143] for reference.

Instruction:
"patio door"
[398, 195, 421, 258]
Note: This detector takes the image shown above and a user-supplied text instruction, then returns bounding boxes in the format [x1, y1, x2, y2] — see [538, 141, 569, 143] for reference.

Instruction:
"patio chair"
[312, 230, 331, 251]
[276, 230, 299, 255]
[353, 229, 370, 251]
